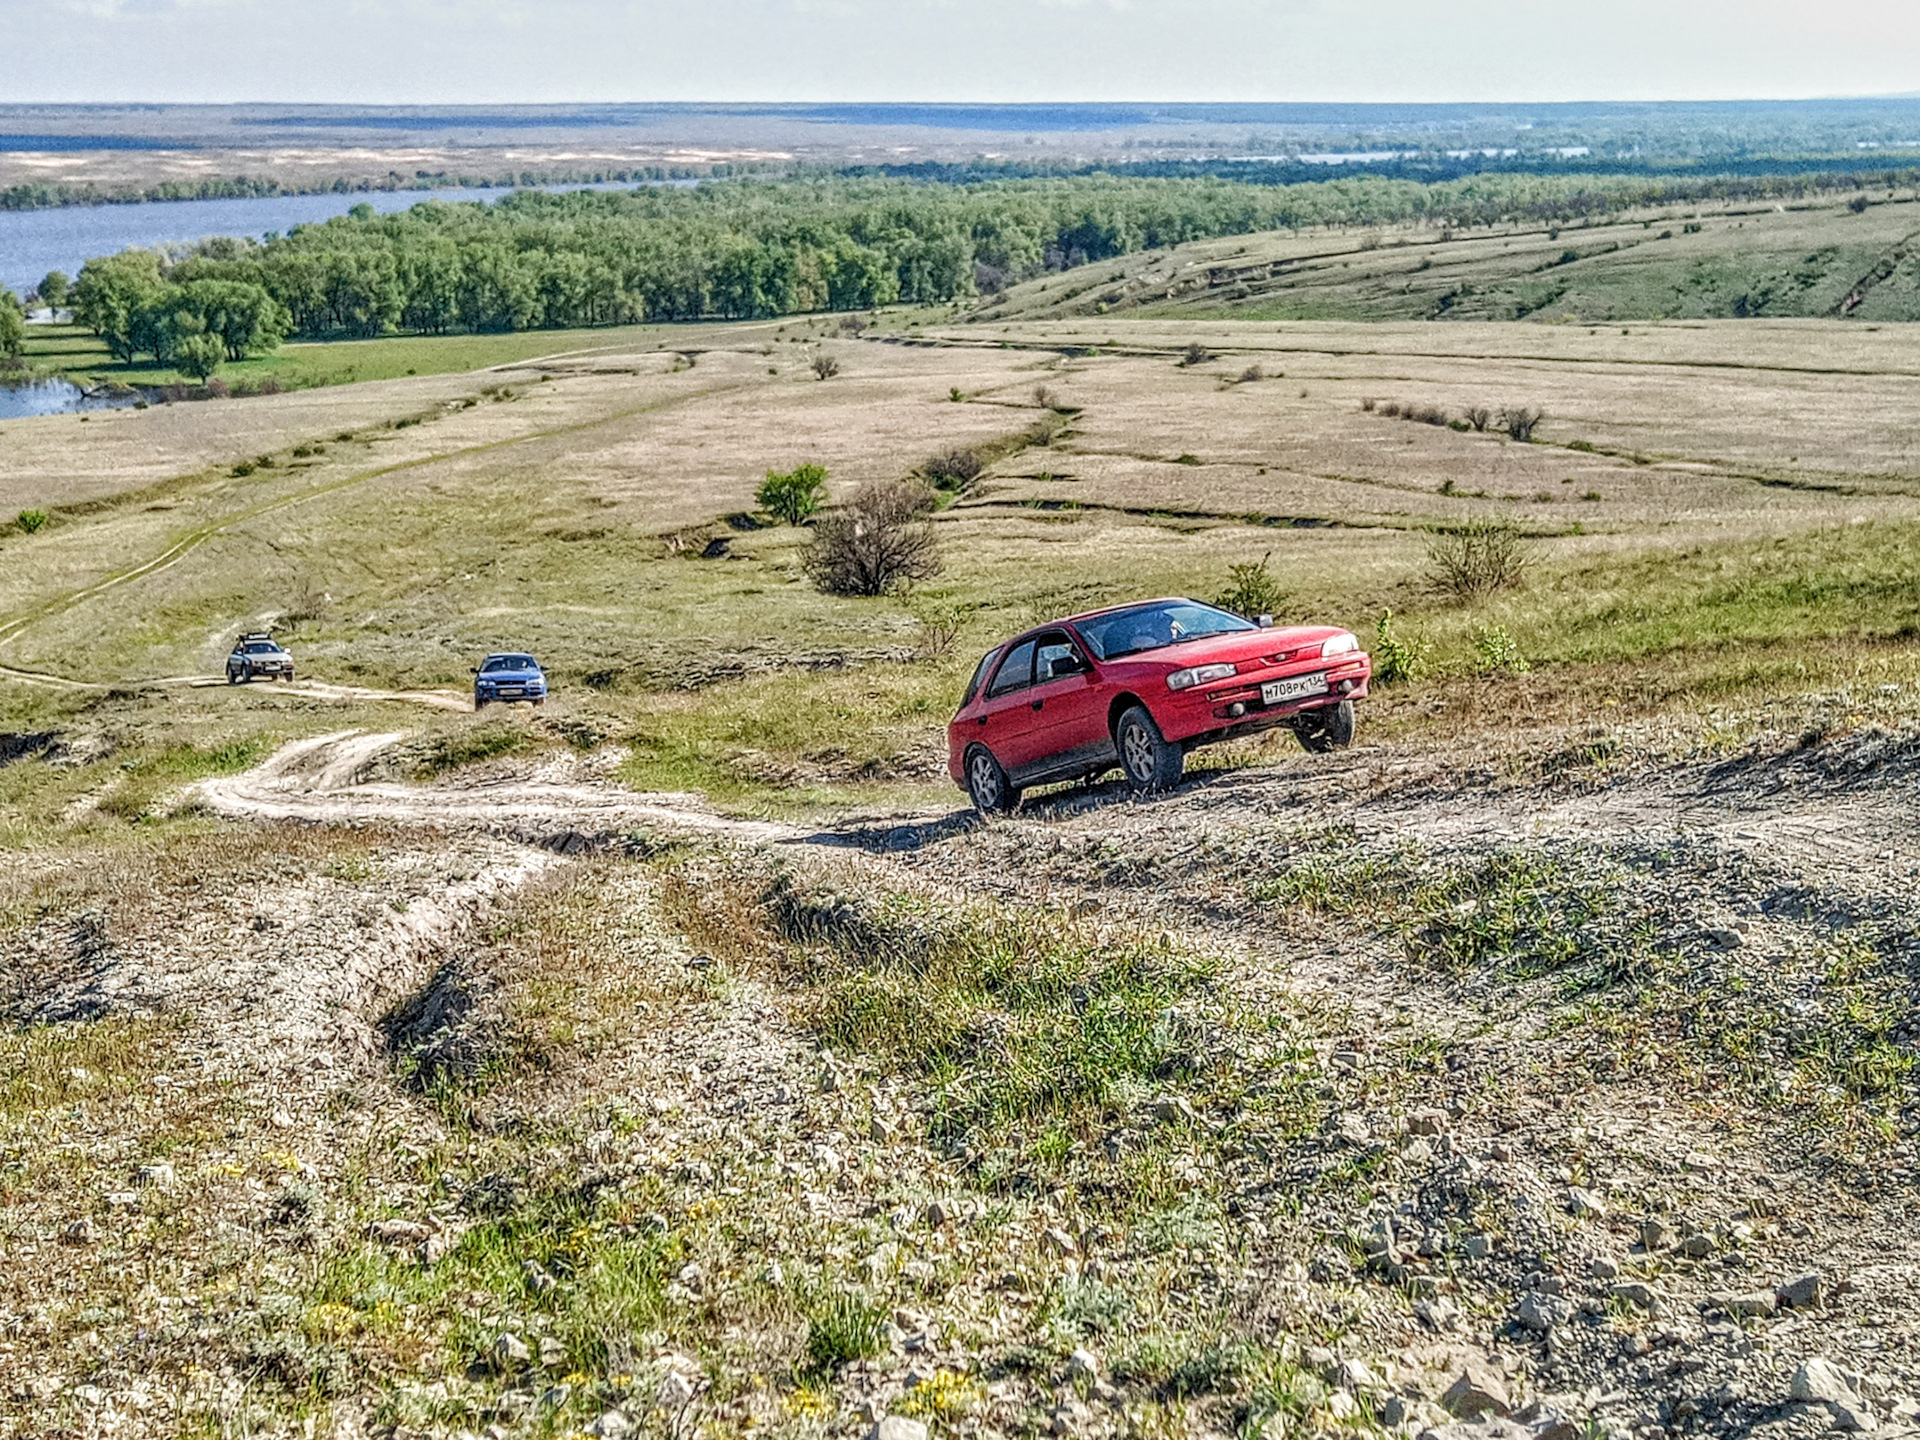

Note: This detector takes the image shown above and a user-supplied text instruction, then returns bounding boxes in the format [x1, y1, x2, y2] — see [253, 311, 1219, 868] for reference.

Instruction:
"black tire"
[474, 697, 488, 711]
[226, 671, 239, 685]
[1295, 699, 1356, 753]
[1116, 705, 1184, 792]
[964, 745, 1019, 814]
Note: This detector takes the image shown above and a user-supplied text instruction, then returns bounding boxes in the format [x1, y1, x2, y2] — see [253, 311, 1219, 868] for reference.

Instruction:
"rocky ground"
[1, 719, 1917, 1440]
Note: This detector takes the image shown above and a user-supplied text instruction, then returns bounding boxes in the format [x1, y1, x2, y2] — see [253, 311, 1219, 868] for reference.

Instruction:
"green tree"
[0, 291, 23, 363]
[36, 270, 69, 314]
[757, 463, 828, 525]
[172, 330, 226, 382]
[178, 279, 290, 361]
[71, 251, 166, 362]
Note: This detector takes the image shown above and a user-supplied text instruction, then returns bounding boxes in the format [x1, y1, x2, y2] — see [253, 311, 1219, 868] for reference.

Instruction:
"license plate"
[1261, 672, 1329, 706]
[499, 686, 524, 697]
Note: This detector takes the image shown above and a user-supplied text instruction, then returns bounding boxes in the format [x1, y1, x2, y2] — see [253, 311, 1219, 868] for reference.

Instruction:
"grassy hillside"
[2, 319, 1919, 826]
[971, 193, 1920, 324]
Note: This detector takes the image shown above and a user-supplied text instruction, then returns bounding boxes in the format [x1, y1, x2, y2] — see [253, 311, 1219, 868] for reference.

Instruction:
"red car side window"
[985, 640, 1037, 699]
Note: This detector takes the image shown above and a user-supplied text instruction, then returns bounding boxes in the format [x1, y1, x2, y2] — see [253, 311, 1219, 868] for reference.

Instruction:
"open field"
[3, 311, 1920, 1438]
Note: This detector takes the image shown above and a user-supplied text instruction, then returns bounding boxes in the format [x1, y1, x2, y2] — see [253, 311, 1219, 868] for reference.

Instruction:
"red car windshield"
[1076, 601, 1254, 661]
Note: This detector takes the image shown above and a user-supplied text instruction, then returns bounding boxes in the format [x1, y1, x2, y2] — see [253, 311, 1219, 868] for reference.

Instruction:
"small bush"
[924, 447, 983, 491]
[1034, 384, 1059, 409]
[15, 509, 49, 535]
[804, 1291, 886, 1378]
[911, 601, 965, 660]
[949, 387, 965, 402]
[1849, 195, 1871, 214]
[1178, 342, 1214, 367]
[1426, 519, 1532, 598]
[1214, 552, 1287, 620]
[757, 463, 829, 526]
[1464, 406, 1492, 432]
[1500, 406, 1544, 442]
[1360, 397, 1377, 412]
[803, 478, 942, 597]
[1238, 363, 1264, 384]
[811, 354, 840, 380]
[1372, 609, 1427, 684]
[283, 577, 330, 625]
[1472, 624, 1531, 675]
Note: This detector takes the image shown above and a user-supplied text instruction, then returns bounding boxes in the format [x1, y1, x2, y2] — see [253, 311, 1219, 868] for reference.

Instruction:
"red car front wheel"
[1116, 706, 1184, 792]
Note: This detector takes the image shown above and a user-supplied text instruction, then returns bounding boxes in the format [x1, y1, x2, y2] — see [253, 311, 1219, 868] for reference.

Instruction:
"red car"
[948, 597, 1371, 812]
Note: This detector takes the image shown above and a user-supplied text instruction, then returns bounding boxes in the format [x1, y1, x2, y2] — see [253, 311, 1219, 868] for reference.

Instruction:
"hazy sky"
[7, 0, 1920, 105]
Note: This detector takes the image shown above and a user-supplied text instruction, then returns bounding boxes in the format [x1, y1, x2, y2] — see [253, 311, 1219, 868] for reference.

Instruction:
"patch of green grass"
[801, 1289, 887, 1378]
[20, 321, 677, 390]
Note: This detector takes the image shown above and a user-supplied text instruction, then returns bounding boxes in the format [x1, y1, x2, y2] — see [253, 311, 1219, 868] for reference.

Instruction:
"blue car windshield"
[1076, 601, 1254, 661]
[481, 655, 538, 673]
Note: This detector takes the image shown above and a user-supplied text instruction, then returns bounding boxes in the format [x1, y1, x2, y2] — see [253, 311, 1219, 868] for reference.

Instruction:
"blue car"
[473, 652, 547, 709]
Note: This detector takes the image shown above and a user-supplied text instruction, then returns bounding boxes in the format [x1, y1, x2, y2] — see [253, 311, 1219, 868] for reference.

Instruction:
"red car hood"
[1098, 625, 1347, 669]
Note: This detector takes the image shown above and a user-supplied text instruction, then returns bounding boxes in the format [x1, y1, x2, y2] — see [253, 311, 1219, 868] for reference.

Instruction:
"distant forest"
[70, 168, 1919, 356]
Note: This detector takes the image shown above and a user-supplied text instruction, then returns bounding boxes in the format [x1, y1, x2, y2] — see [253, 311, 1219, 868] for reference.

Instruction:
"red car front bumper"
[1150, 654, 1372, 744]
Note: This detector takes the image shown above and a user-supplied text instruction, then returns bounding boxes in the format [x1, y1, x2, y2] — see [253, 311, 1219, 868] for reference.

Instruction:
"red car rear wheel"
[964, 746, 1019, 814]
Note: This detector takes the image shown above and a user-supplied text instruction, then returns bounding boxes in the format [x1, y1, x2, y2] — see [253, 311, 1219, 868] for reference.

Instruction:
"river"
[0, 182, 685, 297]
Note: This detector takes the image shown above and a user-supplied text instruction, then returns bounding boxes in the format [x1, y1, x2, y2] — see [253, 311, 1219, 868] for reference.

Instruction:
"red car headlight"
[1320, 632, 1360, 660]
[1167, 662, 1237, 691]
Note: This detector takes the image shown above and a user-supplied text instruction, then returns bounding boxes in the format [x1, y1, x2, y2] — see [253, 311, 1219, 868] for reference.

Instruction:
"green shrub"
[757, 463, 829, 526]
[1372, 609, 1427, 684]
[804, 1291, 886, 1377]
[15, 509, 49, 535]
[1472, 624, 1530, 674]
[1214, 552, 1287, 619]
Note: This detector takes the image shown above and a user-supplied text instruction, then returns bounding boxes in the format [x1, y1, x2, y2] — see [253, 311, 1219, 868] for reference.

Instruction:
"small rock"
[1333, 1359, 1379, 1391]
[1407, 1109, 1448, 1136]
[493, 1331, 531, 1368]
[133, 1162, 175, 1190]
[1068, 1348, 1102, 1382]
[1465, 1234, 1494, 1260]
[539, 1338, 568, 1369]
[270, 1109, 294, 1129]
[1792, 1359, 1861, 1407]
[522, 1260, 558, 1294]
[1441, 1361, 1512, 1418]
[1675, 1232, 1717, 1259]
[926, 1199, 956, 1228]
[1639, 1217, 1674, 1251]
[1041, 1226, 1080, 1258]
[369, 1218, 435, 1245]
[1330, 1111, 1372, 1147]
[1778, 1272, 1824, 1310]
[1725, 1291, 1777, 1319]
[869, 1116, 899, 1145]
[1330, 1050, 1364, 1072]
[655, 1370, 696, 1409]
[1704, 928, 1744, 951]
[1611, 1282, 1661, 1312]
[60, 1218, 96, 1246]
[588, 1411, 631, 1438]
[1682, 1150, 1717, 1171]
[1516, 1293, 1574, 1333]
[1401, 1136, 1435, 1166]
[870, 1418, 930, 1440]
[1591, 1258, 1620, 1280]
[1149, 1095, 1197, 1126]
[1414, 1297, 1463, 1332]
[1326, 1392, 1358, 1421]
[1383, 1395, 1413, 1426]
[1568, 1186, 1607, 1218]
[1490, 1141, 1515, 1162]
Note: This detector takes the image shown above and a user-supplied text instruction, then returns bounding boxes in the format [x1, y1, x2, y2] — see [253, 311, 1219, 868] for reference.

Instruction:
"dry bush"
[803, 479, 942, 597]
[1426, 519, 1533, 599]
[1033, 384, 1059, 409]
[1464, 406, 1493, 432]
[924, 448, 983, 491]
[1360, 397, 1377, 412]
[1238, 363, 1264, 384]
[1178, 342, 1214, 367]
[811, 354, 841, 381]
[1501, 406, 1544, 442]
[282, 577, 331, 625]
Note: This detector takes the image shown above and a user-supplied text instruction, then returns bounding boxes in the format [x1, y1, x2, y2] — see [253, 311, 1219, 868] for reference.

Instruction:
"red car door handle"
[1030, 699, 1043, 710]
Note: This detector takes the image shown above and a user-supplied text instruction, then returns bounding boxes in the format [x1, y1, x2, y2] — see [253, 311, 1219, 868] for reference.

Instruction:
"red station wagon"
[948, 597, 1371, 812]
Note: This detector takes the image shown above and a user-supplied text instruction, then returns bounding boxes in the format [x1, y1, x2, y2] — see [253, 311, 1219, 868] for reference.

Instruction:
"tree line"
[65, 168, 1915, 364]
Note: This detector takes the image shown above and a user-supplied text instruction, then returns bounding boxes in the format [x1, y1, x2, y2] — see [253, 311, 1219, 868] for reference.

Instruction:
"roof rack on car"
[238, 631, 276, 642]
